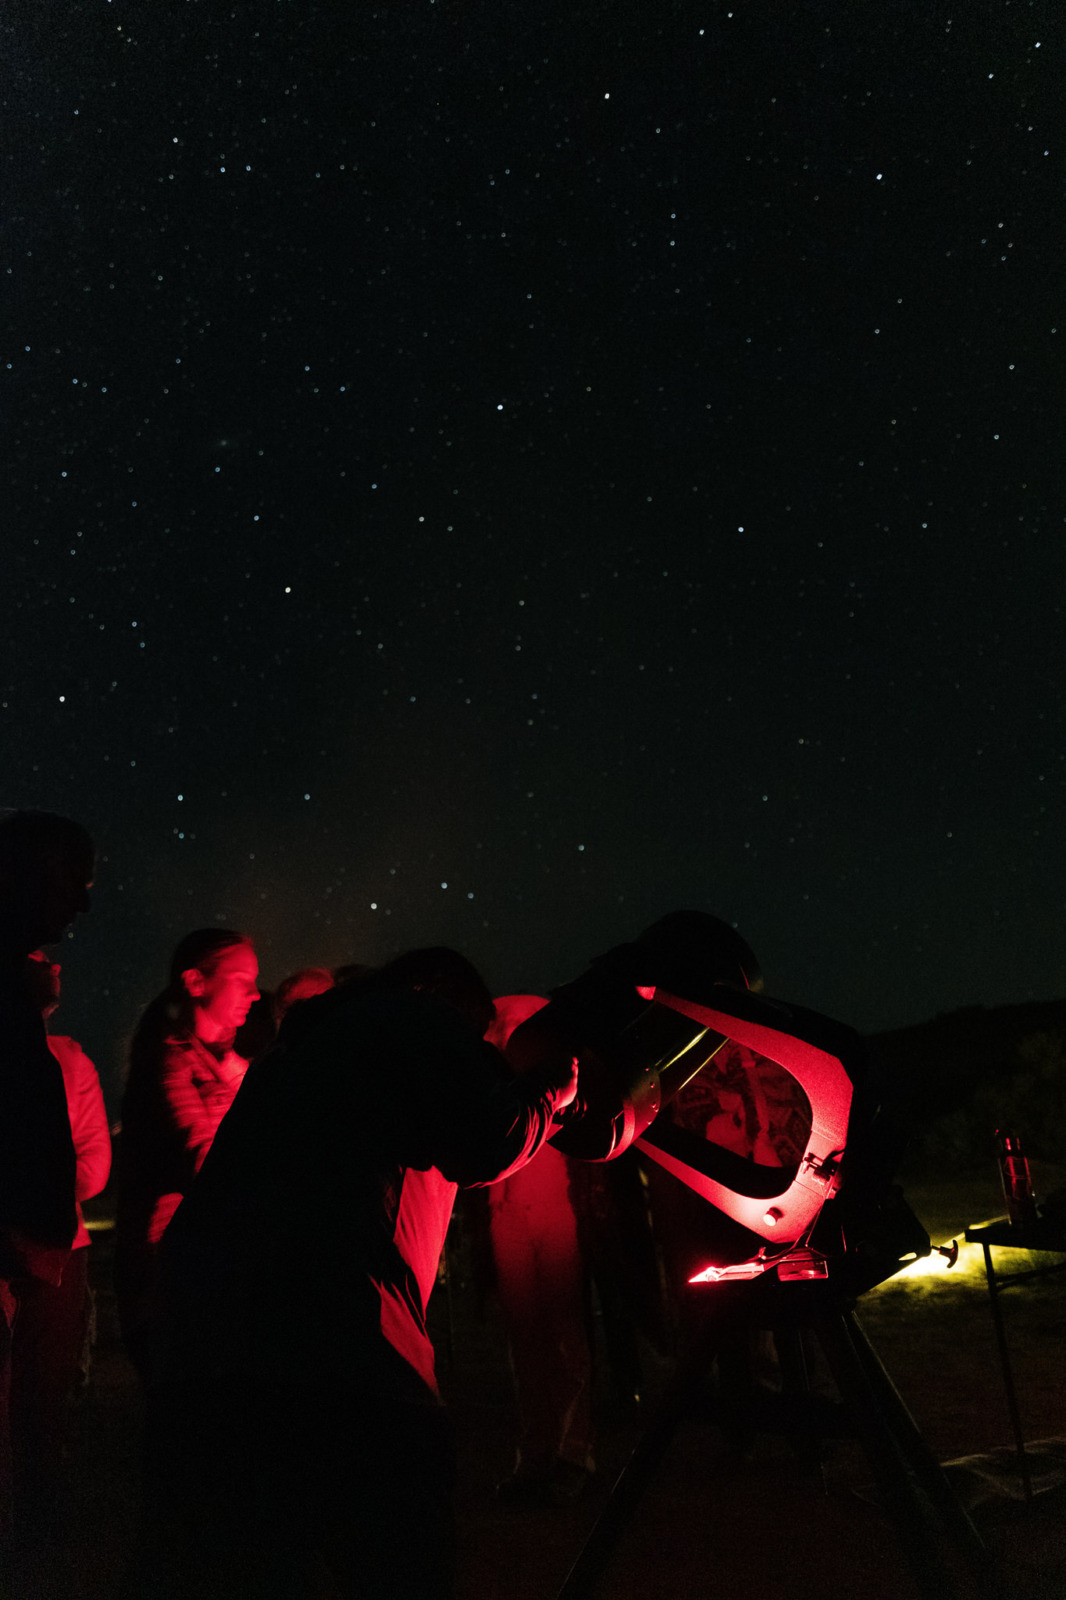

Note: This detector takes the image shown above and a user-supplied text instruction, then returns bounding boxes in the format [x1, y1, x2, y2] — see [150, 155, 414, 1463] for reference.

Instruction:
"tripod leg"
[817, 1308, 996, 1600]
[774, 1324, 829, 1492]
[845, 1309, 991, 1565]
[850, 1304, 1005, 1590]
[555, 1402, 680, 1599]
[556, 1320, 724, 1600]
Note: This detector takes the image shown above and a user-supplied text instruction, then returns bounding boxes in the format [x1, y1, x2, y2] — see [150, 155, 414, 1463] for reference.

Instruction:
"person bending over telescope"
[134, 947, 578, 1600]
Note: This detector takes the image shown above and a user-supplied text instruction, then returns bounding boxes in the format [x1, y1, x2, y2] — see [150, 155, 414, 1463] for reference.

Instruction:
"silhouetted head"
[372, 946, 496, 1035]
[274, 966, 335, 1023]
[0, 809, 95, 958]
[332, 961, 373, 987]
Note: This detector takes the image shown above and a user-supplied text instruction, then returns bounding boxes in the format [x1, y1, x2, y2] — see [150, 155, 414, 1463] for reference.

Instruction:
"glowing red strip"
[634, 988, 853, 1246]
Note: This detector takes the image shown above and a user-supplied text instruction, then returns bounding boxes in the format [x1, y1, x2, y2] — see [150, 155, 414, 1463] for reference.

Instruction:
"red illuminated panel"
[634, 987, 853, 1245]
[689, 1247, 829, 1284]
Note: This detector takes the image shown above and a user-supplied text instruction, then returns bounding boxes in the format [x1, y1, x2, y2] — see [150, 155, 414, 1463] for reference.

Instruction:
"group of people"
[0, 808, 582, 1599]
[2, 807, 796, 1599]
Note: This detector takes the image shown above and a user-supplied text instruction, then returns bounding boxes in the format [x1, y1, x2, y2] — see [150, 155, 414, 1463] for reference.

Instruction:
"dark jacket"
[161, 986, 570, 1400]
[0, 965, 76, 1284]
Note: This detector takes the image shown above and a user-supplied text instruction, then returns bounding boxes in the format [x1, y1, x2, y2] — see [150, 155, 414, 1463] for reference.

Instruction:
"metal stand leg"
[555, 1283, 996, 1600]
[556, 1332, 710, 1600]
[774, 1324, 830, 1492]
[846, 1310, 991, 1558]
[816, 1307, 995, 1600]
[980, 1242, 1033, 1502]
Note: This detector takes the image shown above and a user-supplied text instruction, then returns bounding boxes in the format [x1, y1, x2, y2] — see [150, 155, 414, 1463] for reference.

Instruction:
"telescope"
[509, 913, 988, 1600]
[503, 909, 930, 1293]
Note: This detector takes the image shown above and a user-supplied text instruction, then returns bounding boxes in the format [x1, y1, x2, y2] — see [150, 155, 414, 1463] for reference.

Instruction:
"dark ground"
[12, 1166, 1066, 1600]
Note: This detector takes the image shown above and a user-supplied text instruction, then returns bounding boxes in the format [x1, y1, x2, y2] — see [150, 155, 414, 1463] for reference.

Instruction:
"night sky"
[5, 1, 1062, 1103]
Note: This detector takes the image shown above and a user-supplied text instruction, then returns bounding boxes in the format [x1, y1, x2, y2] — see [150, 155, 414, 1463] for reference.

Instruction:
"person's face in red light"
[183, 945, 260, 1046]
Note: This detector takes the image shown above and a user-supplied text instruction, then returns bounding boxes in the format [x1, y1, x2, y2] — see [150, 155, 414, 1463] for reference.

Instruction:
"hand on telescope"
[531, 1040, 580, 1117]
[553, 1053, 580, 1113]
[501, 1012, 579, 1112]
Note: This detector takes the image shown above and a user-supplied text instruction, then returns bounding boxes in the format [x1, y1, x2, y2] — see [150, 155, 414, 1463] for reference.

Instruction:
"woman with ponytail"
[115, 929, 259, 1376]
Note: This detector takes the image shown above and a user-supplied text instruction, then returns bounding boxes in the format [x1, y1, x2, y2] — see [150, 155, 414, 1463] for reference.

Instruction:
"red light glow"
[689, 1247, 830, 1284]
[636, 988, 853, 1246]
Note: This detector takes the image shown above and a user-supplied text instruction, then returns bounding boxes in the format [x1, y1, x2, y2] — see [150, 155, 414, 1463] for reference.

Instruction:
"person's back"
[164, 982, 561, 1399]
[137, 954, 578, 1600]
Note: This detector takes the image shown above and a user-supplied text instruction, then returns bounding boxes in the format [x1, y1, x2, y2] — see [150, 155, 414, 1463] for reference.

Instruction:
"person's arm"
[455, 1059, 578, 1186]
[158, 1041, 221, 1178]
[419, 1015, 578, 1187]
[55, 1039, 112, 1202]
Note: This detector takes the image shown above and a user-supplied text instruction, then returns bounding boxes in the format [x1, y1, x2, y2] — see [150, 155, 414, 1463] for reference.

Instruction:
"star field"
[4, 1, 1062, 1100]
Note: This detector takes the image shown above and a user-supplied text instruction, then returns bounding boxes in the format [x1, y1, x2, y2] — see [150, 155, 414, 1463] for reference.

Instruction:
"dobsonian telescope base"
[556, 1275, 996, 1600]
